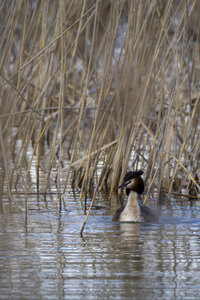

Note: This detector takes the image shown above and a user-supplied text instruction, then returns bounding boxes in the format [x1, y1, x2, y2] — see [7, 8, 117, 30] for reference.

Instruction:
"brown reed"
[0, 1, 199, 226]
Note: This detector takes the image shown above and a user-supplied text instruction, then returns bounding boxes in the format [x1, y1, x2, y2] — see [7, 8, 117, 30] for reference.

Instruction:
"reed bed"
[0, 0, 199, 211]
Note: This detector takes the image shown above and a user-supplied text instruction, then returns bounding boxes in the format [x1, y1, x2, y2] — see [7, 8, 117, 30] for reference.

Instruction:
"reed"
[0, 0, 199, 212]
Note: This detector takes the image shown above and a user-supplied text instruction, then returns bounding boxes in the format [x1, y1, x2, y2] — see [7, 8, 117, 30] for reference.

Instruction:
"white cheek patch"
[126, 178, 136, 188]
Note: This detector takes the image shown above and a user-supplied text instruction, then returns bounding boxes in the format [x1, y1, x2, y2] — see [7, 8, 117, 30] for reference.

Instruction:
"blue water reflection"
[1, 193, 200, 299]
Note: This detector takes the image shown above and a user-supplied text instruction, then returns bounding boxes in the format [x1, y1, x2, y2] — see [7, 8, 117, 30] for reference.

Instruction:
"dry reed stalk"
[0, 123, 12, 199]
[0, 3, 96, 89]
[0, 0, 199, 221]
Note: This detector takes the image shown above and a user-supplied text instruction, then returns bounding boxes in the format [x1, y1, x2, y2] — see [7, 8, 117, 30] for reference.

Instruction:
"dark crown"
[123, 170, 143, 182]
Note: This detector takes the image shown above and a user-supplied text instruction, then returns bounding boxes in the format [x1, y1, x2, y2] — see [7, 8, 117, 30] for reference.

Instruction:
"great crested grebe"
[113, 170, 158, 223]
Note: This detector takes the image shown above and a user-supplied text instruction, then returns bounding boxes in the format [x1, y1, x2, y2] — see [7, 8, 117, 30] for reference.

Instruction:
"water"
[1, 192, 200, 300]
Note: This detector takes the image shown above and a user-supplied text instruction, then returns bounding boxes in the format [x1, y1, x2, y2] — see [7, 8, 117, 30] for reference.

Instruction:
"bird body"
[113, 170, 158, 223]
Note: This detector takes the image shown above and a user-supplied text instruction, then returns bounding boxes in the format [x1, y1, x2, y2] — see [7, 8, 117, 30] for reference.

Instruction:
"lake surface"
[1, 191, 200, 300]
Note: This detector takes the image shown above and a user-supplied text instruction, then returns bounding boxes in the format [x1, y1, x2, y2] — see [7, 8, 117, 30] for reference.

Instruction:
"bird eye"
[126, 180, 132, 186]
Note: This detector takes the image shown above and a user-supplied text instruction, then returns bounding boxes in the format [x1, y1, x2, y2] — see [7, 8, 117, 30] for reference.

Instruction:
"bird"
[112, 170, 158, 223]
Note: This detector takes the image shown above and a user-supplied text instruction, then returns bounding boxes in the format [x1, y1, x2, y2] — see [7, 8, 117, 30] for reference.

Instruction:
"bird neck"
[119, 190, 142, 222]
[126, 190, 139, 206]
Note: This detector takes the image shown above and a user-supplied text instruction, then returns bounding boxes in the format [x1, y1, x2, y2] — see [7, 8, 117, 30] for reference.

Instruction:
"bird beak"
[117, 182, 128, 189]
